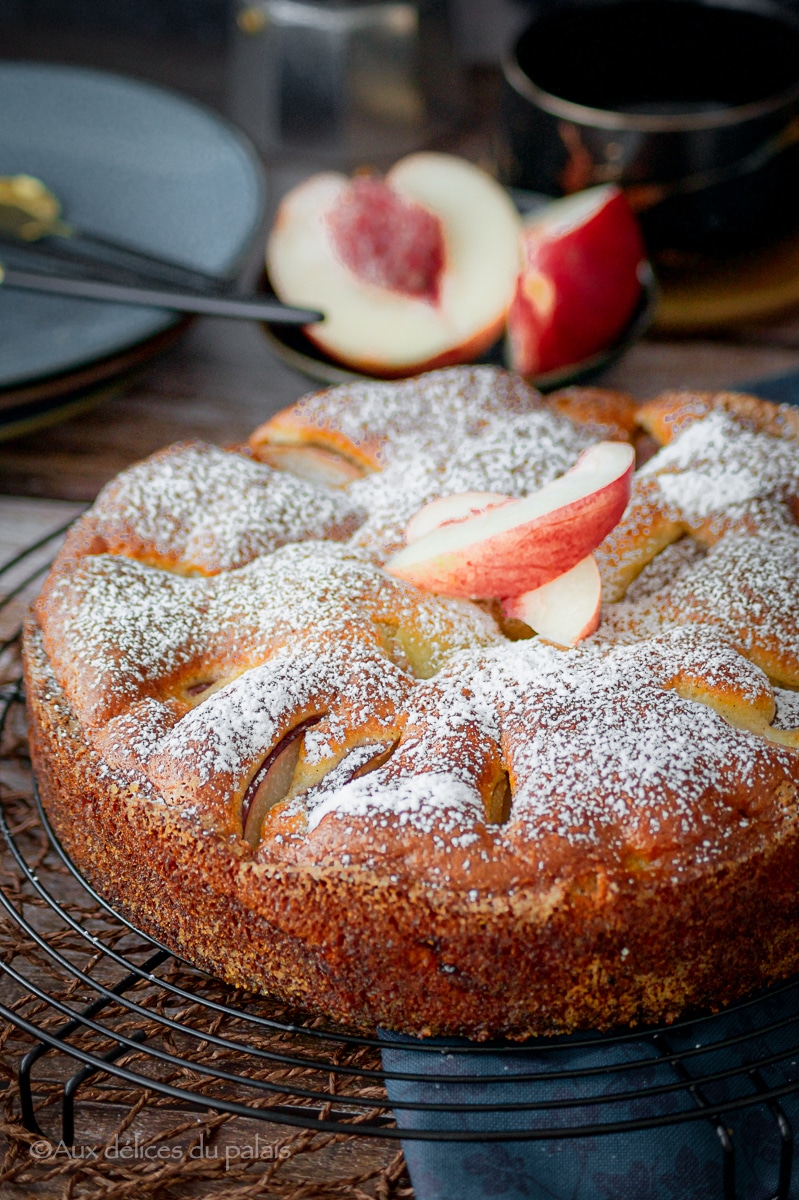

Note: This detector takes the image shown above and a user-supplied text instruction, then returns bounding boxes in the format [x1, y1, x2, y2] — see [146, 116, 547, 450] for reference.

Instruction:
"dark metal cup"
[500, 0, 799, 255]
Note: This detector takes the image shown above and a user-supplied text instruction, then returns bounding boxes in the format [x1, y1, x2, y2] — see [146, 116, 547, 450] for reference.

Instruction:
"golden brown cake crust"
[24, 367, 799, 1039]
[24, 621, 799, 1038]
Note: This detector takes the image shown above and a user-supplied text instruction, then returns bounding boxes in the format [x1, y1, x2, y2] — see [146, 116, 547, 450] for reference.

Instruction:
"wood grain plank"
[0, 319, 311, 501]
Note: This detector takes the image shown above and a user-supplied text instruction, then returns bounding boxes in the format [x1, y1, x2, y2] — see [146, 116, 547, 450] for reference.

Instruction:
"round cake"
[23, 366, 799, 1039]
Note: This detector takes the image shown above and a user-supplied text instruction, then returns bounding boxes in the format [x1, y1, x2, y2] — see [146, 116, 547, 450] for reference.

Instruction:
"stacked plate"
[0, 62, 267, 440]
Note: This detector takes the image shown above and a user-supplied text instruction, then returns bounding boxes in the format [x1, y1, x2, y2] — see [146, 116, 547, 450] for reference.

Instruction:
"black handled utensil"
[0, 260, 323, 325]
[0, 173, 234, 292]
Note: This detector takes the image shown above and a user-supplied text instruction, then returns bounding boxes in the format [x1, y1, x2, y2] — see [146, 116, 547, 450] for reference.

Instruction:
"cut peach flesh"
[325, 176, 445, 304]
[243, 737, 303, 849]
[255, 442, 365, 488]
[241, 717, 321, 847]
[265, 153, 523, 374]
[502, 554, 602, 647]
[404, 491, 513, 545]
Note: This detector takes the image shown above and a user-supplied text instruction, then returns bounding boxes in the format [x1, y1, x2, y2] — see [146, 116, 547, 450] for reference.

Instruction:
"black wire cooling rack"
[1, 519, 799, 1198]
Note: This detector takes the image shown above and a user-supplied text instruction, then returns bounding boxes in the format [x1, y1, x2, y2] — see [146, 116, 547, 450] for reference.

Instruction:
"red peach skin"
[385, 442, 633, 598]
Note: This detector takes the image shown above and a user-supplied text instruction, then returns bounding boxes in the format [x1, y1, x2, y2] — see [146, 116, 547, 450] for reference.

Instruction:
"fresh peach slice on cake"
[404, 492, 514, 545]
[385, 441, 634, 599]
[403, 490, 602, 647]
[502, 554, 602, 647]
[266, 153, 522, 377]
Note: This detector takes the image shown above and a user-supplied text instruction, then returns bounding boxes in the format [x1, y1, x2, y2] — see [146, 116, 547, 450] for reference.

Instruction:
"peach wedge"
[385, 441, 634, 598]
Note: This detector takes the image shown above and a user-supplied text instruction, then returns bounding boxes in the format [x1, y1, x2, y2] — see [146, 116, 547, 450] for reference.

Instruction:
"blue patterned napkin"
[380, 370, 799, 1200]
[380, 979, 799, 1200]
[742, 370, 799, 406]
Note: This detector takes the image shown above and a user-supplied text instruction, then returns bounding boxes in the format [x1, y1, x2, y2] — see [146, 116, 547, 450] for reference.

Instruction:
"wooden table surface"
[5, 307, 799, 511]
[5, 26, 799, 1200]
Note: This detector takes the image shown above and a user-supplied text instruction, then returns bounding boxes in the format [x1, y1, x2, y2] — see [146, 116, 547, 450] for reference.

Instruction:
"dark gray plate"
[0, 63, 266, 395]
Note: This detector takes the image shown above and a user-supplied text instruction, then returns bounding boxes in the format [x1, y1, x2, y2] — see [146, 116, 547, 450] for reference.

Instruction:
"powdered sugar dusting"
[774, 688, 799, 731]
[76, 441, 364, 573]
[39, 540, 500, 730]
[600, 530, 799, 687]
[309, 771, 486, 835]
[306, 630, 795, 860]
[347, 395, 592, 557]
[33, 369, 799, 884]
[151, 641, 409, 798]
[644, 409, 799, 535]
[623, 536, 706, 602]
[281, 366, 548, 469]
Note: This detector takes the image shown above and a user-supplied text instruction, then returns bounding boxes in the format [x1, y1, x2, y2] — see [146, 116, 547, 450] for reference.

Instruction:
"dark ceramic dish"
[501, 0, 799, 255]
[260, 261, 657, 391]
